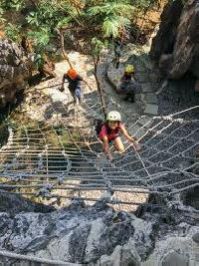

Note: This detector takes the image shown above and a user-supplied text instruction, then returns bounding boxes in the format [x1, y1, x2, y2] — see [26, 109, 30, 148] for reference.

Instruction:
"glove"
[59, 86, 64, 92]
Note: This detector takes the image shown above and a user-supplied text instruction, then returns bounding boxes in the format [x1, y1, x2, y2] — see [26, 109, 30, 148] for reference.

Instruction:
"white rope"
[0, 249, 81, 265]
[0, 94, 199, 209]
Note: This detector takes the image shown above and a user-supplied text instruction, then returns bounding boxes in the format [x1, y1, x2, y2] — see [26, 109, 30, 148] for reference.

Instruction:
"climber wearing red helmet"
[60, 68, 83, 104]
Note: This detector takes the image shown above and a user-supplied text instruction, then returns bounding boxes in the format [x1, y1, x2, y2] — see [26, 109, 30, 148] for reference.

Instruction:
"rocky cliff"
[0, 39, 31, 108]
[0, 193, 198, 265]
[150, 0, 199, 89]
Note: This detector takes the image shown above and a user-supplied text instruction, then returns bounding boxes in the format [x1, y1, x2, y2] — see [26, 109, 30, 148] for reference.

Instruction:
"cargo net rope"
[0, 101, 199, 212]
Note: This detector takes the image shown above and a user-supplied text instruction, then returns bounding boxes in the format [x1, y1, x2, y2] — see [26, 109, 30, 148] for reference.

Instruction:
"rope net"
[0, 97, 199, 211]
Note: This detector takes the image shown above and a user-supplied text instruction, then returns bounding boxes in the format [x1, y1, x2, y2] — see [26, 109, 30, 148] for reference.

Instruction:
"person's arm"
[61, 74, 66, 91]
[102, 136, 113, 161]
[60, 74, 67, 92]
[120, 124, 141, 151]
[79, 75, 93, 91]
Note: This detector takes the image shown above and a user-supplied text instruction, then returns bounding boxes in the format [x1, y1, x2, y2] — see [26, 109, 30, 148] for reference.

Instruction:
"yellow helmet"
[125, 64, 135, 73]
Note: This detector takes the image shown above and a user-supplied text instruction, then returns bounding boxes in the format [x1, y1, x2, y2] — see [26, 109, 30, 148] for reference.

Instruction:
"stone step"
[145, 93, 158, 104]
[144, 104, 158, 116]
[138, 93, 145, 102]
[141, 82, 154, 93]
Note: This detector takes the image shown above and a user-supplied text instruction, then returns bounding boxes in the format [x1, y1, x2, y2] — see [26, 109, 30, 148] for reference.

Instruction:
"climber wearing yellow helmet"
[118, 64, 140, 102]
[125, 64, 135, 74]
[97, 111, 141, 161]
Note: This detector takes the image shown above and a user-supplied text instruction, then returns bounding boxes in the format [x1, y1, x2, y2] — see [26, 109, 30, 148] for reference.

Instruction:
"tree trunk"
[59, 29, 73, 69]
[93, 56, 107, 118]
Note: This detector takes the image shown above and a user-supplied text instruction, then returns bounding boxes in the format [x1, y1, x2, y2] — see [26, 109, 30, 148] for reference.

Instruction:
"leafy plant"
[5, 23, 21, 42]
[57, 17, 72, 28]
[26, 12, 40, 27]
[28, 28, 51, 52]
[91, 38, 106, 57]
[133, 0, 159, 10]
[26, 1, 60, 29]
[1, 0, 161, 56]
[1, 0, 25, 11]
[87, 0, 134, 38]
[0, 7, 6, 23]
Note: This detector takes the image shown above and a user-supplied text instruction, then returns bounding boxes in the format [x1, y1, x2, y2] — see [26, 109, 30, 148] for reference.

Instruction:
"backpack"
[95, 119, 104, 135]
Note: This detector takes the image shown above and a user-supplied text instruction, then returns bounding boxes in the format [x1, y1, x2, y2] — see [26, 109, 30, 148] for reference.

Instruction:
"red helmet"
[67, 68, 78, 80]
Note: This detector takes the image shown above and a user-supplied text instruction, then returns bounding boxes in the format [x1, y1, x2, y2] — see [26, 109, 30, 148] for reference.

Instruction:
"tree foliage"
[87, 0, 134, 38]
[0, 0, 160, 54]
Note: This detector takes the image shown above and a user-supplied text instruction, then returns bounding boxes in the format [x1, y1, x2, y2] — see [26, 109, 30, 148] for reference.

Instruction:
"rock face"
[150, 0, 199, 81]
[0, 39, 31, 108]
[150, 0, 184, 62]
[0, 193, 198, 265]
[0, 190, 54, 214]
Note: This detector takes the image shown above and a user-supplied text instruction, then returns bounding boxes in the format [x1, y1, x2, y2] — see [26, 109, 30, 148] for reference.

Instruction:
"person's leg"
[123, 94, 130, 101]
[68, 87, 76, 103]
[121, 82, 132, 101]
[113, 137, 125, 153]
[129, 91, 135, 102]
[125, 83, 135, 102]
[75, 87, 82, 103]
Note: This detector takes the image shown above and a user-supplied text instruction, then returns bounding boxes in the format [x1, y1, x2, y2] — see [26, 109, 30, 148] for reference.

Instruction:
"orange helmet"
[67, 68, 78, 80]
